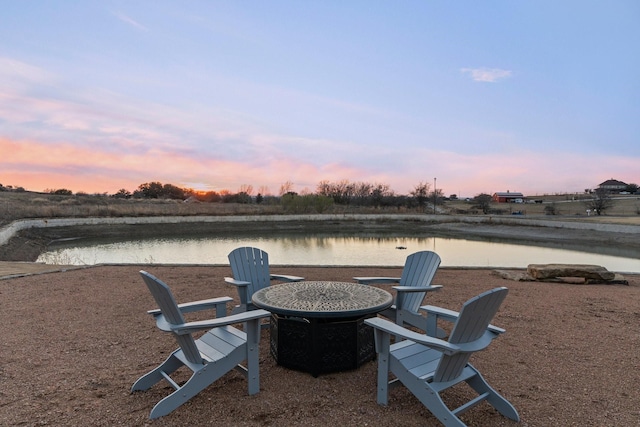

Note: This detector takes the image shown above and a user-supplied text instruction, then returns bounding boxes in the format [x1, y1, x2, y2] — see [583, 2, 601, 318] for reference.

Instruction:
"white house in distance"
[598, 179, 627, 193]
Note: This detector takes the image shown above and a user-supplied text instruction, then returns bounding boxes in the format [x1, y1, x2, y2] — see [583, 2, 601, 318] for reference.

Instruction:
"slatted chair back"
[139, 271, 203, 365]
[433, 287, 508, 382]
[398, 251, 441, 313]
[228, 247, 271, 300]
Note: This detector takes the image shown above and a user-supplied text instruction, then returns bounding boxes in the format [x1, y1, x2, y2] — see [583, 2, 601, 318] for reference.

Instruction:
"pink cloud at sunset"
[0, 137, 368, 195]
[1, 137, 637, 198]
[1, 3, 638, 197]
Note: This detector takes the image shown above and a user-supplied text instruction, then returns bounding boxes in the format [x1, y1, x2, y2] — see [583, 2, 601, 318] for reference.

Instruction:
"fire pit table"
[252, 281, 393, 377]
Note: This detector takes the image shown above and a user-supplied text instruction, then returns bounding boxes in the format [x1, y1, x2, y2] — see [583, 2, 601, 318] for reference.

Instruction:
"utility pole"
[433, 177, 437, 214]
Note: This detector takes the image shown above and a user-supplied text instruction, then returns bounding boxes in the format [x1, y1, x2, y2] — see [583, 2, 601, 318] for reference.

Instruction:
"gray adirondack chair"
[225, 246, 304, 315]
[365, 287, 519, 427]
[132, 271, 270, 419]
[354, 250, 443, 334]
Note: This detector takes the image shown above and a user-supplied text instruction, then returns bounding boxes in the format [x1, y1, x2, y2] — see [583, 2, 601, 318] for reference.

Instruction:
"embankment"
[2, 214, 640, 262]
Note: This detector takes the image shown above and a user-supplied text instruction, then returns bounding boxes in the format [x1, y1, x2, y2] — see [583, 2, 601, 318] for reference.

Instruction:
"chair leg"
[405, 382, 467, 427]
[148, 368, 220, 419]
[131, 353, 183, 392]
[373, 328, 391, 405]
[245, 318, 262, 395]
[465, 366, 520, 421]
[149, 356, 243, 419]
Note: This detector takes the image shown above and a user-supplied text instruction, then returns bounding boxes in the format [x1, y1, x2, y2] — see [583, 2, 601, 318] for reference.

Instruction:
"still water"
[37, 234, 640, 273]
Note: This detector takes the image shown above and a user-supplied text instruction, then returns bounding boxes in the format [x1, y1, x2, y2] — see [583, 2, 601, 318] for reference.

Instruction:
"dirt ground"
[2, 217, 640, 425]
[1, 265, 639, 426]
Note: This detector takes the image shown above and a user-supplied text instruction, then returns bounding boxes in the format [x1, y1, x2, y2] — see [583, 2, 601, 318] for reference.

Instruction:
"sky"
[1, 1, 638, 198]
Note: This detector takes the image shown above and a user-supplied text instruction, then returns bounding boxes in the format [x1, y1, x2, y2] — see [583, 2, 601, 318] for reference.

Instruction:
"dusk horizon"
[1, 2, 638, 197]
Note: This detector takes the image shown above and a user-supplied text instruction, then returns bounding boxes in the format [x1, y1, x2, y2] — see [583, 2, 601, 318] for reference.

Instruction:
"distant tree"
[222, 191, 252, 204]
[625, 183, 639, 194]
[473, 193, 493, 214]
[585, 188, 614, 215]
[47, 188, 73, 195]
[238, 184, 254, 196]
[162, 183, 186, 199]
[316, 179, 354, 204]
[370, 183, 393, 208]
[112, 188, 132, 199]
[410, 182, 431, 208]
[258, 185, 271, 197]
[136, 182, 164, 198]
[236, 191, 252, 204]
[430, 188, 445, 208]
[352, 182, 373, 205]
[198, 191, 221, 203]
[279, 180, 294, 196]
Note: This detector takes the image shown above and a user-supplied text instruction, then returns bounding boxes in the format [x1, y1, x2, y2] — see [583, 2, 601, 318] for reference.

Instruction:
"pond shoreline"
[2, 214, 640, 262]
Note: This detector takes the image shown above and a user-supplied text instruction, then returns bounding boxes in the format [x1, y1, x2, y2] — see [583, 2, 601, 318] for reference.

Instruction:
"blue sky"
[1, 1, 638, 197]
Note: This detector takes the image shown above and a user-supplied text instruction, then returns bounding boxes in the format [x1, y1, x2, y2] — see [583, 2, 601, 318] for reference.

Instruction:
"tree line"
[2, 179, 636, 216]
[0, 179, 445, 210]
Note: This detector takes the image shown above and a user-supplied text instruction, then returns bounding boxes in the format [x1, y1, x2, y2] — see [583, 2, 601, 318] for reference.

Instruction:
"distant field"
[1, 190, 639, 227]
[0, 191, 284, 226]
[446, 194, 640, 220]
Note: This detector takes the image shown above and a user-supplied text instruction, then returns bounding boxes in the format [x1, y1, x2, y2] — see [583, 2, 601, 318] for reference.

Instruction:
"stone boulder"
[527, 264, 616, 281]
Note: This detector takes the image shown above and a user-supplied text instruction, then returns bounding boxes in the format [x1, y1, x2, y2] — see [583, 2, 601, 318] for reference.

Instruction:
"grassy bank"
[2, 190, 640, 228]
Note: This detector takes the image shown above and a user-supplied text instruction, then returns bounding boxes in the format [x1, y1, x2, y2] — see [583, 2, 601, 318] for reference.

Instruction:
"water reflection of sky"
[37, 236, 640, 273]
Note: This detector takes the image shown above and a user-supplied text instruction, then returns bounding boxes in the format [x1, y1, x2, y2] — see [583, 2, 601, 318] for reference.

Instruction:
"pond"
[36, 233, 640, 273]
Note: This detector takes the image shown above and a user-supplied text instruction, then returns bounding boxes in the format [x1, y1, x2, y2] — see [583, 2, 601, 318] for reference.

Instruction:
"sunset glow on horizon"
[1, 2, 638, 197]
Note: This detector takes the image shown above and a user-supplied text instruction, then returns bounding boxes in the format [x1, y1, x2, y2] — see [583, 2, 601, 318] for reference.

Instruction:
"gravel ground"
[1, 265, 638, 426]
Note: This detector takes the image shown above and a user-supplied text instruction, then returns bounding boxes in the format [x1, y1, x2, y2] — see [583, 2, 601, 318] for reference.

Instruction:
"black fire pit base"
[269, 313, 375, 377]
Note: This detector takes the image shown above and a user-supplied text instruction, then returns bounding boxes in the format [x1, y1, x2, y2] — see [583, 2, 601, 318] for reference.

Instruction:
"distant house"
[598, 179, 627, 193]
[492, 191, 524, 203]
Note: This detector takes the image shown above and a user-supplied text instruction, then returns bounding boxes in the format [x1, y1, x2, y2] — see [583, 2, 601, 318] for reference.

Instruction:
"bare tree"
[316, 179, 354, 204]
[410, 182, 431, 208]
[585, 188, 614, 215]
[370, 183, 393, 208]
[353, 182, 373, 201]
[279, 180, 294, 196]
[258, 185, 271, 196]
[430, 188, 444, 213]
[238, 184, 254, 196]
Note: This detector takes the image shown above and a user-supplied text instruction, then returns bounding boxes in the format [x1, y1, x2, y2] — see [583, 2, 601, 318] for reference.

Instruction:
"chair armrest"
[393, 285, 443, 293]
[170, 309, 272, 335]
[270, 274, 304, 282]
[353, 277, 401, 285]
[420, 304, 505, 334]
[420, 305, 459, 321]
[365, 316, 499, 354]
[224, 277, 251, 287]
[365, 317, 460, 355]
[147, 296, 233, 316]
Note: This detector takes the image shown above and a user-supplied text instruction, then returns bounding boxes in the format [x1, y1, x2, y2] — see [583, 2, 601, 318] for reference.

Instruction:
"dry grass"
[446, 195, 640, 217]
[0, 192, 285, 226]
[2, 191, 639, 228]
